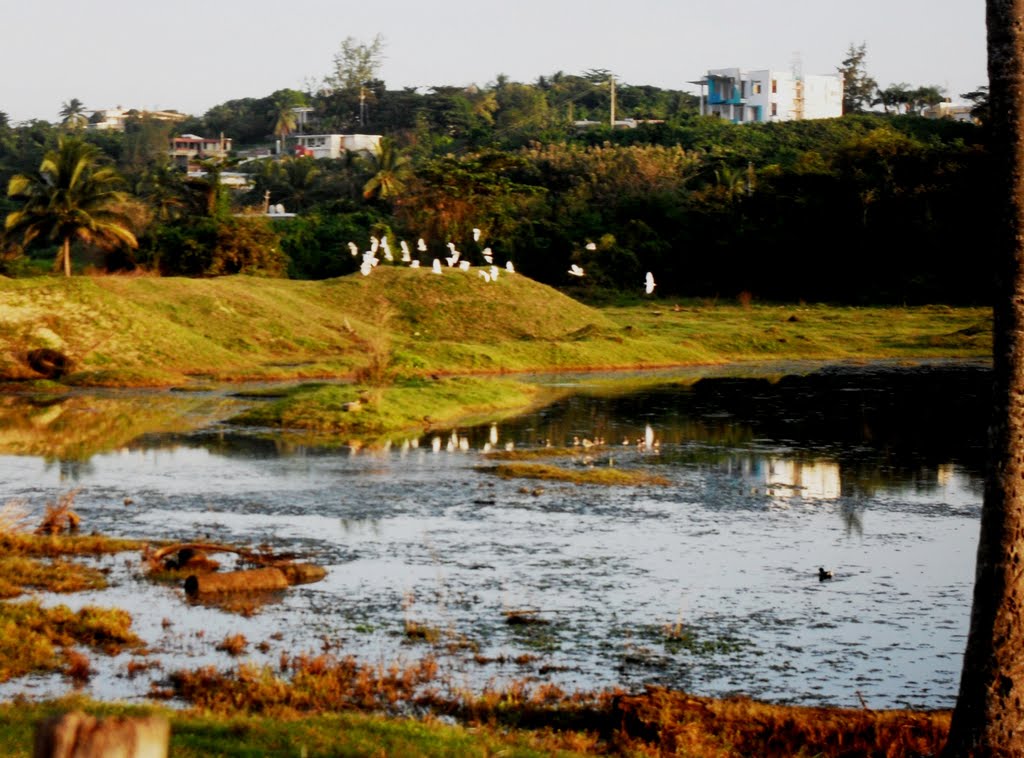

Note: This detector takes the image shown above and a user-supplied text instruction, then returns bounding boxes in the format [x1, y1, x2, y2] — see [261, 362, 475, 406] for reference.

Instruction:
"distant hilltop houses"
[289, 133, 382, 160]
[86, 106, 187, 131]
[692, 67, 844, 123]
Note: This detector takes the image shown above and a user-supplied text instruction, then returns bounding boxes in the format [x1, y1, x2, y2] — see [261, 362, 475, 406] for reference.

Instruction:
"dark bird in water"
[818, 567, 834, 581]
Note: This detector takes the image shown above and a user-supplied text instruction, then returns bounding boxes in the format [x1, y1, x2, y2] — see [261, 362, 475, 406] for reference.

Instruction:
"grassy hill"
[0, 269, 991, 387]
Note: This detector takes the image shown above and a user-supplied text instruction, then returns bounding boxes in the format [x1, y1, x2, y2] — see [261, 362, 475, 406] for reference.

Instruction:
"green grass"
[231, 376, 553, 441]
[481, 462, 671, 486]
[0, 699, 595, 757]
[0, 272, 991, 387]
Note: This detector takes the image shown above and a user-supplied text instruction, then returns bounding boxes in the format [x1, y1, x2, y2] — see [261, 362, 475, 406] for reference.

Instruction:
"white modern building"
[693, 68, 843, 123]
[921, 101, 977, 124]
[289, 133, 382, 160]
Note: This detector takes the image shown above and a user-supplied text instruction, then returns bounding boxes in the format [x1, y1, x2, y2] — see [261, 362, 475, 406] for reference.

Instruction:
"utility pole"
[359, 84, 368, 128]
[609, 75, 616, 128]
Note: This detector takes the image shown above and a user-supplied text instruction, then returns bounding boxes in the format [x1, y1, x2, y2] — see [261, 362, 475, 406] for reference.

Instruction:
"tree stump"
[33, 710, 169, 758]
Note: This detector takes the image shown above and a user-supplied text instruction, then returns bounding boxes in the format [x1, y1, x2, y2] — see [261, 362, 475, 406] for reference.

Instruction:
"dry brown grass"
[36, 490, 81, 535]
[0, 499, 31, 534]
[164, 654, 951, 757]
[612, 688, 950, 757]
[215, 634, 248, 656]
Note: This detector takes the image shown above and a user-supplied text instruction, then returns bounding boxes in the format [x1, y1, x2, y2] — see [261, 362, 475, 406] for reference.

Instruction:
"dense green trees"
[5, 136, 137, 275]
[0, 65, 993, 302]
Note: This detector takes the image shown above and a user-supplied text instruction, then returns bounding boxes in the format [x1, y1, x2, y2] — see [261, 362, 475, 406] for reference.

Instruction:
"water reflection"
[0, 362, 990, 709]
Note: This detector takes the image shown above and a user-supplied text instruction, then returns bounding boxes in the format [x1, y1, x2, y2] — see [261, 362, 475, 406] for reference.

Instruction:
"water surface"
[0, 361, 988, 709]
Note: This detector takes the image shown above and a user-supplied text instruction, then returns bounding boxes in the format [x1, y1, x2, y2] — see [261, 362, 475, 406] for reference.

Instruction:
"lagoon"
[0, 361, 987, 709]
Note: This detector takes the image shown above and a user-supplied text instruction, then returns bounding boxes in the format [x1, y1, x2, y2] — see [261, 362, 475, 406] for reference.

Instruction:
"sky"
[1, 0, 986, 124]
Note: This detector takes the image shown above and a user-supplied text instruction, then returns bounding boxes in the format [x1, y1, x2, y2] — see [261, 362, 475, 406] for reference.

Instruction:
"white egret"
[432, 259, 442, 274]
[569, 264, 585, 277]
[381, 237, 393, 261]
[489, 423, 499, 446]
[472, 227, 481, 242]
[645, 272, 656, 295]
[417, 238, 427, 252]
[490, 265, 499, 280]
[410, 260, 420, 268]
[431, 436, 442, 453]
[445, 242, 460, 266]
[400, 240, 411, 262]
[645, 423, 654, 450]
[347, 241, 359, 256]
[505, 261, 515, 273]
[359, 260, 372, 276]
[459, 260, 471, 271]
[369, 236, 379, 253]
[478, 270, 491, 282]
[482, 246, 493, 264]
[585, 242, 597, 251]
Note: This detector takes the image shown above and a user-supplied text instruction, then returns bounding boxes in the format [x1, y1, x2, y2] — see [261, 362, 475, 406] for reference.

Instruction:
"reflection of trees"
[840, 501, 864, 537]
[0, 394, 244, 461]
[49, 458, 94, 482]
[460, 365, 989, 494]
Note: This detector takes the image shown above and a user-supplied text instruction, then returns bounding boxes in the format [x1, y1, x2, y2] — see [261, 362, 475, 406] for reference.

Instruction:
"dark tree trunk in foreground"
[943, 0, 1024, 754]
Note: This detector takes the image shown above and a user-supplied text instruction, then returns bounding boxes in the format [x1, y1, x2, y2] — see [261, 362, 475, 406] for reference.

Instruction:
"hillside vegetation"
[0, 271, 990, 387]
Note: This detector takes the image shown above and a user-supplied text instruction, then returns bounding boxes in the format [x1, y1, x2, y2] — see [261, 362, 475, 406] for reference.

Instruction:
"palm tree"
[5, 136, 137, 276]
[59, 98, 88, 130]
[942, 0, 1024, 753]
[360, 137, 412, 201]
[268, 90, 307, 152]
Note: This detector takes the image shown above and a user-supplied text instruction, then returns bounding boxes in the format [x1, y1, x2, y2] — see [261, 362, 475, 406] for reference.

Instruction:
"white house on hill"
[289, 134, 382, 160]
[693, 68, 843, 123]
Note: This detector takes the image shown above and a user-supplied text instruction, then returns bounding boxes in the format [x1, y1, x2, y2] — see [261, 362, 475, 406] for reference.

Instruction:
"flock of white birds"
[347, 228, 657, 295]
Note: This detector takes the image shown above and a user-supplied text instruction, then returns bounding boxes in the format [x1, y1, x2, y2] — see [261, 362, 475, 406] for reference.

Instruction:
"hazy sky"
[2, 0, 985, 123]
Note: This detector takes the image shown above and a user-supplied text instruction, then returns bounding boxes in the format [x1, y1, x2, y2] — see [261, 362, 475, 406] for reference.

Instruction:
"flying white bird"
[645, 272, 656, 295]
[417, 238, 427, 252]
[569, 264, 585, 277]
[585, 242, 597, 251]
[400, 240, 411, 262]
[472, 227, 481, 242]
[347, 241, 359, 256]
[505, 261, 515, 274]
[432, 259, 443, 274]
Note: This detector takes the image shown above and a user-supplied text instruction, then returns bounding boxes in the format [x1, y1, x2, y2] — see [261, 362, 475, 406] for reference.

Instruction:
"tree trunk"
[943, 0, 1024, 754]
[61, 237, 71, 277]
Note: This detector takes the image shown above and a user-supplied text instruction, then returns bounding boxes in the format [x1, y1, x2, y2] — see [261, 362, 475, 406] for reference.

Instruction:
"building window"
[753, 83, 762, 95]
[772, 79, 777, 94]
[771, 103, 777, 117]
